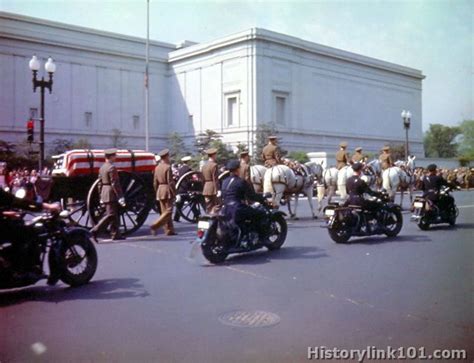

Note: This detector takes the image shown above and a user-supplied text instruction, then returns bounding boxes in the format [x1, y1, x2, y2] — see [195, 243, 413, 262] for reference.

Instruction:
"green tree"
[424, 124, 460, 158]
[457, 120, 474, 160]
[50, 138, 73, 156]
[209, 138, 234, 166]
[287, 151, 309, 163]
[194, 129, 221, 154]
[110, 128, 127, 148]
[387, 143, 406, 161]
[168, 132, 188, 162]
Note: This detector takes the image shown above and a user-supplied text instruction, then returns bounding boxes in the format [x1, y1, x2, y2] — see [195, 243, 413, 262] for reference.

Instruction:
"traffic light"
[27, 120, 34, 143]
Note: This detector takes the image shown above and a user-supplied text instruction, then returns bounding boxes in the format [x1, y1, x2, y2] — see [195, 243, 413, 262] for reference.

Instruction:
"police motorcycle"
[411, 185, 459, 230]
[0, 189, 97, 289]
[195, 194, 287, 264]
[324, 190, 403, 243]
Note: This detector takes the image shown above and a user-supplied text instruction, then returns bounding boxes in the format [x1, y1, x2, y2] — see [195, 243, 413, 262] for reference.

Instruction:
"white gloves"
[216, 191, 222, 198]
[118, 197, 126, 207]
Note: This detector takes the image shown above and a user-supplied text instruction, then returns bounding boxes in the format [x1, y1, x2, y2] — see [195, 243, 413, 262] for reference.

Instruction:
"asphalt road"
[1, 191, 473, 363]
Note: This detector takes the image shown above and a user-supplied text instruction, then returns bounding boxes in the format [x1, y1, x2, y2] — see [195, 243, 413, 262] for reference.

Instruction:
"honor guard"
[261, 136, 282, 167]
[379, 146, 393, 170]
[174, 156, 193, 222]
[336, 142, 351, 170]
[239, 150, 252, 186]
[202, 148, 219, 213]
[91, 148, 125, 240]
[351, 147, 364, 163]
[151, 149, 177, 236]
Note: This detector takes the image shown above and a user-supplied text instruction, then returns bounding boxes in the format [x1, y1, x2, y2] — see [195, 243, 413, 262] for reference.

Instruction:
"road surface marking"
[224, 266, 272, 280]
[458, 204, 474, 209]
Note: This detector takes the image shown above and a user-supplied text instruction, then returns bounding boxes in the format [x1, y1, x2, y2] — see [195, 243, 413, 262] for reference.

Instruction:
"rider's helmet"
[226, 159, 240, 172]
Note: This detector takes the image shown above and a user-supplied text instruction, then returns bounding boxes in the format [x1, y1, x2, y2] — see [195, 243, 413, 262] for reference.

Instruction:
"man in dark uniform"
[345, 162, 381, 215]
[336, 142, 351, 170]
[91, 148, 125, 240]
[239, 150, 252, 186]
[379, 146, 393, 170]
[420, 164, 453, 209]
[221, 160, 266, 237]
[202, 148, 219, 214]
[0, 188, 59, 280]
[351, 147, 364, 163]
[173, 156, 193, 222]
[261, 136, 282, 167]
[151, 149, 177, 236]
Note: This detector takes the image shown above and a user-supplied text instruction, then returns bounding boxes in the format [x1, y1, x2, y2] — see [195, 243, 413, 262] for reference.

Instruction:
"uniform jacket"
[154, 162, 176, 201]
[202, 160, 219, 196]
[239, 160, 251, 184]
[262, 144, 281, 167]
[346, 175, 377, 206]
[99, 161, 123, 203]
[379, 153, 393, 170]
[351, 152, 364, 163]
[336, 150, 350, 170]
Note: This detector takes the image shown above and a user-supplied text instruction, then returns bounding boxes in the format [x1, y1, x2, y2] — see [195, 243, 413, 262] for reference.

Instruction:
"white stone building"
[0, 12, 425, 156]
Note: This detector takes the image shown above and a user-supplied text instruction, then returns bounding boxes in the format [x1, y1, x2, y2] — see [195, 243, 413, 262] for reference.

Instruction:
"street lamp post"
[401, 110, 412, 161]
[29, 55, 56, 171]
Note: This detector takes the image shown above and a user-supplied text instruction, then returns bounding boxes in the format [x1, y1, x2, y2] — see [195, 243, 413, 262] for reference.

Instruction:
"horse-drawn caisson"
[34, 149, 206, 236]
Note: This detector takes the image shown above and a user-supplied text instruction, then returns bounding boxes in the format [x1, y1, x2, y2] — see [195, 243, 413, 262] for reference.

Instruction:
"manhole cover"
[219, 310, 280, 328]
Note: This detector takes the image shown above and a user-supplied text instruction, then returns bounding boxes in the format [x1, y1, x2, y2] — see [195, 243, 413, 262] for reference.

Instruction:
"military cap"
[340, 142, 348, 148]
[158, 148, 170, 157]
[383, 146, 390, 151]
[205, 148, 218, 155]
[104, 148, 117, 156]
[240, 150, 249, 157]
[181, 156, 192, 162]
[427, 164, 437, 172]
[352, 162, 363, 171]
[226, 159, 240, 171]
[355, 147, 363, 152]
[268, 135, 278, 140]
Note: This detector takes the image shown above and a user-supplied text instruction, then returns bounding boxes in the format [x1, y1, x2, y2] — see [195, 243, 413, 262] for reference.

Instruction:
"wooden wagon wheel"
[87, 171, 153, 236]
[175, 171, 205, 223]
[62, 199, 94, 229]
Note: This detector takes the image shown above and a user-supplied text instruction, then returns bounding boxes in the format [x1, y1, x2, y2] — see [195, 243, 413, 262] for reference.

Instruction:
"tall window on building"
[133, 115, 140, 129]
[273, 92, 289, 126]
[225, 91, 240, 127]
[29, 108, 38, 119]
[84, 112, 92, 127]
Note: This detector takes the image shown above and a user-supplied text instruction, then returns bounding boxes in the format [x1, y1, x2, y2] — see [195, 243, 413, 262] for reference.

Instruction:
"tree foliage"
[110, 128, 128, 148]
[287, 151, 309, 163]
[457, 120, 474, 160]
[424, 124, 460, 158]
[168, 132, 188, 162]
[387, 143, 406, 162]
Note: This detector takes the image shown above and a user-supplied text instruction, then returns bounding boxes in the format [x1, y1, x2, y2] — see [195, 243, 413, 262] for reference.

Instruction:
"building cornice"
[169, 28, 425, 80]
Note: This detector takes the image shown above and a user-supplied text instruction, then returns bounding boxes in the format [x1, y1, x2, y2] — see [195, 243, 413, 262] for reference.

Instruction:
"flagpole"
[145, 0, 150, 151]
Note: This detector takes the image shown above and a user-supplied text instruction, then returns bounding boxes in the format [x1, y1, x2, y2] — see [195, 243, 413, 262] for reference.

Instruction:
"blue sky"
[1, 0, 472, 130]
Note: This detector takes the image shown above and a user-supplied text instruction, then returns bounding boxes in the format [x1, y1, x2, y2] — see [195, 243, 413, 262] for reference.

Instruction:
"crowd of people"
[0, 166, 51, 194]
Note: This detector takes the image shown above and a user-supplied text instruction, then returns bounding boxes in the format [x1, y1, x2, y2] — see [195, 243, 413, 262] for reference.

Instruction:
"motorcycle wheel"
[201, 233, 228, 264]
[447, 206, 457, 226]
[265, 214, 288, 251]
[384, 209, 403, 237]
[418, 216, 430, 231]
[59, 234, 98, 287]
[328, 222, 351, 243]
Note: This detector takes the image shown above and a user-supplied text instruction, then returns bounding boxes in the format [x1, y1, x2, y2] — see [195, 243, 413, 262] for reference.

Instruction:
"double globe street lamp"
[401, 109, 412, 161]
[29, 55, 56, 170]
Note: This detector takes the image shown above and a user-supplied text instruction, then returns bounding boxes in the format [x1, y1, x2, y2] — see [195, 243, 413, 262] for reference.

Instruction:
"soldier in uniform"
[91, 148, 125, 240]
[379, 146, 393, 170]
[202, 148, 219, 214]
[239, 150, 252, 186]
[261, 136, 282, 167]
[173, 156, 193, 222]
[351, 147, 364, 163]
[336, 142, 351, 170]
[151, 149, 177, 236]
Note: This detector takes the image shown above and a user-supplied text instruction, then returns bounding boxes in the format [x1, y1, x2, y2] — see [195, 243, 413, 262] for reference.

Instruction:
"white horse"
[382, 156, 416, 206]
[263, 163, 319, 219]
[250, 164, 268, 193]
[320, 166, 339, 207]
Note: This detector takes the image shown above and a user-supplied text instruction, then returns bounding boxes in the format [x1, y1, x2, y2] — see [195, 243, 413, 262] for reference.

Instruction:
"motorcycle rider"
[345, 162, 382, 224]
[420, 164, 454, 210]
[221, 160, 267, 239]
[0, 188, 59, 280]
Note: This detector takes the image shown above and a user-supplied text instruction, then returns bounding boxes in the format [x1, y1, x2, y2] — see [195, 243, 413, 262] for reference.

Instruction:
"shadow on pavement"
[220, 246, 329, 266]
[0, 278, 149, 307]
[347, 234, 432, 245]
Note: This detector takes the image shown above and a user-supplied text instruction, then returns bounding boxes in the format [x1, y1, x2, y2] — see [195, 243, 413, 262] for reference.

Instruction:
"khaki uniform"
[336, 150, 350, 170]
[239, 160, 251, 185]
[151, 162, 176, 234]
[262, 144, 281, 167]
[351, 152, 364, 163]
[379, 153, 393, 170]
[202, 160, 219, 213]
[91, 161, 123, 237]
